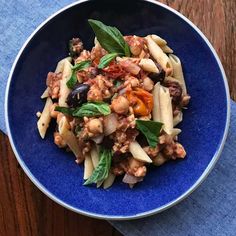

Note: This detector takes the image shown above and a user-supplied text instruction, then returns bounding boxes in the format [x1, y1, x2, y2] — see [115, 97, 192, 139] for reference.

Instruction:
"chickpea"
[50, 103, 60, 118]
[174, 143, 186, 158]
[111, 96, 129, 114]
[54, 132, 67, 148]
[124, 75, 140, 88]
[143, 77, 154, 91]
[87, 118, 103, 134]
[134, 166, 147, 177]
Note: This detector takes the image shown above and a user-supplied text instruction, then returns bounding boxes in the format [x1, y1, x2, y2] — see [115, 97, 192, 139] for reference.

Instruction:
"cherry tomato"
[126, 88, 153, 116]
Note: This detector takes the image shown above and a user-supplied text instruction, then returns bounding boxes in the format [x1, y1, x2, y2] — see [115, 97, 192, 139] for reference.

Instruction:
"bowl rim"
[5, 0, 231, 220]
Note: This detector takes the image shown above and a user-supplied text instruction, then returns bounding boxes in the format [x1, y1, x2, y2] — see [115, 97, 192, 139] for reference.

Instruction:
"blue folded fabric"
[111, 100, 236, 236]
[1, 1, 235, 236]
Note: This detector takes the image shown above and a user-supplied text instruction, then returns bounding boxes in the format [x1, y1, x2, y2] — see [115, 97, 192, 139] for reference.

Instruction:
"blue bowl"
[5, 0, 230, 220]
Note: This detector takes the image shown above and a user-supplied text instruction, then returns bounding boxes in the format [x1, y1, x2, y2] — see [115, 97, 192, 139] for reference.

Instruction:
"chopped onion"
[104, 113, 118, 136]
[91, 134, 104, 144]
[119, 60, 141, 75]
[122, 173, 143, 184]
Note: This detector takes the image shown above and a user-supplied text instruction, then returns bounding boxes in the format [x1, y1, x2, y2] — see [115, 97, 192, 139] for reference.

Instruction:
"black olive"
[149, 69, 165, 83]
[164, 80, 182, 105]
[148, 60, 166, 83]
[66, 84, 90, 108]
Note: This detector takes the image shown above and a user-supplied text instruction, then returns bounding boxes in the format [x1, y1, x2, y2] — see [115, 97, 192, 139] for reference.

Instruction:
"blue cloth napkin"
[111, 101, 236, 236]
[0, 1, 235, 236]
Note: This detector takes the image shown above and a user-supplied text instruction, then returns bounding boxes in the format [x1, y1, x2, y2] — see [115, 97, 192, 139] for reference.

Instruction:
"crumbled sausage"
[69, 38, 83, 58]
[46, 72, 62, 99]
[124, 36, 146, 56]
[127, 158, 147, 177]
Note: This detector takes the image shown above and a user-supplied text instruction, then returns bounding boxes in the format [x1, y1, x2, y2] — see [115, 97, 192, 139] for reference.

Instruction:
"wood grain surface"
[0, 1, 235, 235]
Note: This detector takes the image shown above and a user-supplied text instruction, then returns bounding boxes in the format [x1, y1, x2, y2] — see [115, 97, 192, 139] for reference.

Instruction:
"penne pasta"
[159, 86, 173, 135]
[169, 54, 187, 94]
[97, 180, 104, 188]
[161, 45, 173, 54]
[150, 34, 167, 46]
[170, 128, 181, 138]
[129, 141, 152, 163]
[83, 154, 94, 180]
[58, 116, 80, 158]
[90, 144, 99, 168]
[139, 58, 159, 73]
[54, 57, 72, 74]
[152, 82, 162, 122]
[103, 172, 116, 189]
[41, 87, 50, 99]
[58, 60, 73, 107]
[146, 35, 172, 75]
[173, 111, 183, 127]
[37, 97, 53, 139]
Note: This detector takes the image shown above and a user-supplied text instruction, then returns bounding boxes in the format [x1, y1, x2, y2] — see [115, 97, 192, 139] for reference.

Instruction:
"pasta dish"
[37, 19, 190, 188]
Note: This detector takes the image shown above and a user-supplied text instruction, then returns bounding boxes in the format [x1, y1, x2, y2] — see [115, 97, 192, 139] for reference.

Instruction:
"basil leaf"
[136, 120, 163, 147]
[66, 71, 77, 89]
[98, 53, 118, 69]
[66, 60, 91, 89]
[72, 60, 91, 71]
[72, 102, 111, 117]
[84, 147, 112, 185]
[54, 106, 75, 116]
[88, 19, 130, 57]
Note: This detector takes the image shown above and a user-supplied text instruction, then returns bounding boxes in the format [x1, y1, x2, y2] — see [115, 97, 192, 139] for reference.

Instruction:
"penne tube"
[169, 54, 187, 94]
[129, 141, 152, 163]
[161, 45, 173, 54]
[150, 34, 167, 46]
[139, 58, 159, 73]
[37, 97, 53, 139]
[152, 82, 162, 122]
[54, 57, 72, 74]
[41, 87, 50, 99]
[97, 180, 104, 188]
[90, 144, 99, 168]
[159, 86, 173, 135]
[58, 116, 80, 158]
[103, 172, 116, 189]
[173, 111, 183, 127]
[58, 60, 73, 107]
[83, 154, 94, 180]
[146, 35, 172, 75]
[170, 128, 182, 138]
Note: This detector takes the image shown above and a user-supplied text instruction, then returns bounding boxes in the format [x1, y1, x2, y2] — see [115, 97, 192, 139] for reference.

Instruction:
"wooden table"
[1, 1, 235, 235]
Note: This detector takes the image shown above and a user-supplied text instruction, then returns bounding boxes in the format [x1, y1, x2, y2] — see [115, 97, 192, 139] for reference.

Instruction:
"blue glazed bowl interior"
[6, 0, 229, 219]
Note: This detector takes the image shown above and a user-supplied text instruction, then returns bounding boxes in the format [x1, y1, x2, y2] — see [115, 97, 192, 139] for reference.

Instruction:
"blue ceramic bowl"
[5, 0, 230, 220]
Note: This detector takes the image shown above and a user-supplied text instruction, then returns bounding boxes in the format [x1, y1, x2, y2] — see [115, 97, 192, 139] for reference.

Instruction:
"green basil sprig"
[84, 147, 112, 185]
[66, 60, 91, 89]
[88, 19, 131, 68]
[98, 53, 119, 69]
[136, 120, 163, 148]
[54, 106, 75, 116]
[73, 102, 111, 117]
[55, 102, 111, 117]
